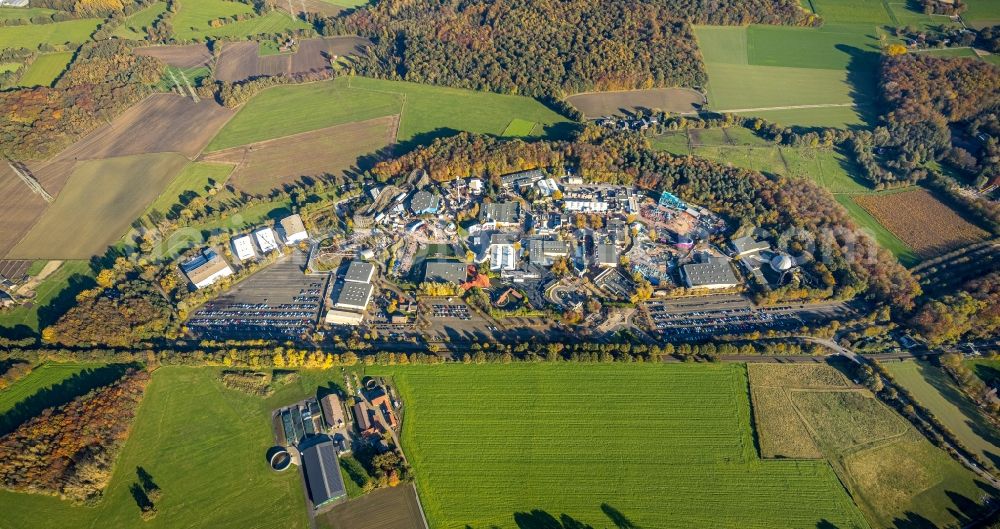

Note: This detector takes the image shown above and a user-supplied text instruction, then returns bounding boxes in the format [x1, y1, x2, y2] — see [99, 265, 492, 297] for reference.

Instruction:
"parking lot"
[643, 295, 853, 340]
[187, 252, 329, 339]
[429, 303, 471, 320]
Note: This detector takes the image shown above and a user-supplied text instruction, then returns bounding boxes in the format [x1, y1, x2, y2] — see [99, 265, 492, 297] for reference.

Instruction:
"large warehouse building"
[300, 439, 347, 509]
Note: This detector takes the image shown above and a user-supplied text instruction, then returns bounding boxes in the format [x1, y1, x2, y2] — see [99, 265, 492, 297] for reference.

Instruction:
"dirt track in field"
[275, 0, 343, 17]
[567, 87, 705, 117]
[201, 115, 398, 195]
[215, 36, 370, 82]
[135, 44, 213, 68]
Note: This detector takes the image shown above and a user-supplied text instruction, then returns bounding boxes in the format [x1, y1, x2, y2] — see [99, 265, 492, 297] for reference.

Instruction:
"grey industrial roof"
[731, 235, 770, 255]
[501, 169, 544, 186]
[344, 260, 375, 284]
[424, 261, 468, 284]
[333, 281, 374, 309]
[595, 243, 618, 265]
[529, 239, 569, 257]
[410, 190, 440, 213]
[300, 440, 347, 507]
[480, 202, 520, 225]
[682, 259, 739, 287]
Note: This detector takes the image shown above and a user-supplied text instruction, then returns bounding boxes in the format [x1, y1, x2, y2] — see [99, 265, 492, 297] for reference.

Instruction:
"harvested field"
[0, 163, 49, 259]
[135, 43, 213, 68]
[567, 87, 704, 118]
[201, 115, 397, 195]
[275, 0, 343, 17]
[8, 153, 189, 259]
[215, 36, 370, 82]
[750, 363, 991, 529]
[318, 481, 426, 529]
[32, 93, 234, 163]
[854, 189, 989, 258]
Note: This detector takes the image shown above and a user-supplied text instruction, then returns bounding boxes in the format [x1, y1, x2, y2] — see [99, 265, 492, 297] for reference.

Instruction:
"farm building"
[344, 260, 375, 284]
[681, 258, 739, 289]
[320, 394, 346, 430]
[300, 440, 347, 509]
[410, 191, 441, 215]
[353, 402, 373, 432]
[424, 261, 469, 284]
[279, 214, 309, 244]
[231, 235, 257, 262]
[181, 249, 234, 289]
[254, 228, 280, 253]
[332, 282, 374, 311]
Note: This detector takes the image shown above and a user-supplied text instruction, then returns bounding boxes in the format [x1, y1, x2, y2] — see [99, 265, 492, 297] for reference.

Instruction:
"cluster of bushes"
[218, 369, 298, 396]
[0, 361, 33, 390]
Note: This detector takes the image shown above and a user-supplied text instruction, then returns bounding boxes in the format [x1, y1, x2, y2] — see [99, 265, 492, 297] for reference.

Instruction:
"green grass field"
[319, 0, 370, 7]
[652, 128, 871, 194]
[0, 17, 101, 50]
[964, 0, 1000, 27]
[694, 19, 881, 128]
[0, 363, 96, 417]
[113, 1, 168, 40]
[501, 118, 537, 137]
[0, 62, 19, 74]
[370, 363, 869, 529]
[0, 261, 95, 333]
[750, 363, 991, 529]
[207, 76, 572, 151]
[0, 366, 311, 529]
[0, 7, 56, 20]
[16, 51, 72, 87]
[143, 161, 235, 220]
[885, 360, 1000, 470]
[172, 0, 311, 41]
[915, 47, 980, 58]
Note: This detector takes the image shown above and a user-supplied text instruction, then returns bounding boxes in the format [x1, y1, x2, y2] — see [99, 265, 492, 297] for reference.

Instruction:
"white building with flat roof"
[254, 228, 279, 253]
[232, 235, 256, 262]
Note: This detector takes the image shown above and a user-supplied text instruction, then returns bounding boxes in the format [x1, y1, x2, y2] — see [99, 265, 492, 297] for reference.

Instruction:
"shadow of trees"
[0, 363, 135, 434]
[836, 44, 881, 128]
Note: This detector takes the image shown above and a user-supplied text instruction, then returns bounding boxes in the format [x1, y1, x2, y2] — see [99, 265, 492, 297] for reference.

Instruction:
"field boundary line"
[202, 115, 399, 156]
[707, 103, 855, 113]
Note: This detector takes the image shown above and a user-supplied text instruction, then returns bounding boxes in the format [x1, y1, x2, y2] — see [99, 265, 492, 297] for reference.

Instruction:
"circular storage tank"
[270, 449, 292, 472]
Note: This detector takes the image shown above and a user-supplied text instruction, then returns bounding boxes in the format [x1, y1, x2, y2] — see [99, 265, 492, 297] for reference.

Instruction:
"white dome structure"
[770, 254, 793, 272]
